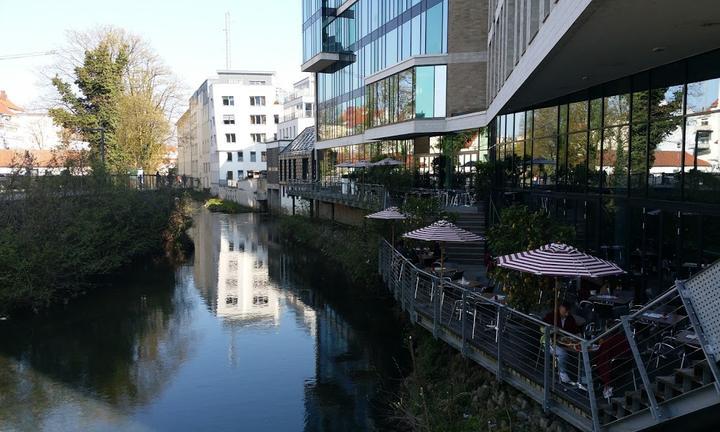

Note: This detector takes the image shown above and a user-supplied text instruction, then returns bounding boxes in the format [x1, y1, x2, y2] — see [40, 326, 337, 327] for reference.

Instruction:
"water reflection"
[0, 210, 401, 431]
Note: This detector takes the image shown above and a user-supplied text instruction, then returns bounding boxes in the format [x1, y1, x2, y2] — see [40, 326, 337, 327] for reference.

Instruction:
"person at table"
[543, 301, 580, 384]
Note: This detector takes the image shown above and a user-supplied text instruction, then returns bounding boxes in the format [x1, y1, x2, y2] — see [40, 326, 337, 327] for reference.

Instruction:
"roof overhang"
[489, 0, 720, 116]
[301, 52, 356, 74]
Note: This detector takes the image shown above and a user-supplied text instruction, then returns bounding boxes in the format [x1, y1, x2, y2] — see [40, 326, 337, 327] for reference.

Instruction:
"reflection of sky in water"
[0, 211, 383, 432]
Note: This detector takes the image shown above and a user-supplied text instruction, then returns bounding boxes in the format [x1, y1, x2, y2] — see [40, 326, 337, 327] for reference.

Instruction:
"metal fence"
[286, 180, 386, 210]
[378, 240, 720, 431]
[0, 174, 200, 201]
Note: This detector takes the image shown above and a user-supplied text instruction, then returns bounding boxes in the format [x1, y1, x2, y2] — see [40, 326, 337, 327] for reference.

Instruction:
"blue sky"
[0, 0, 305, 108]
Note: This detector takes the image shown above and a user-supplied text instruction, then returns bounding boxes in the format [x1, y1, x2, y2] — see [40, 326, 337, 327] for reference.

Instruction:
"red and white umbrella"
[496, 242, 624, 378]
[403, 220, 485, 244]
[403, 220, 485, 279]
[366, 207, 407, 221]
[496, 243, 624, 278]
[366, 207, 407, 245]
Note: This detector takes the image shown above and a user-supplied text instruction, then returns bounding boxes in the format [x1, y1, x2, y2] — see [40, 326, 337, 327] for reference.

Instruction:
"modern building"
[299, 0, 720, 286]
[278, 76, 316, 140]
[176, 71, 282, 192]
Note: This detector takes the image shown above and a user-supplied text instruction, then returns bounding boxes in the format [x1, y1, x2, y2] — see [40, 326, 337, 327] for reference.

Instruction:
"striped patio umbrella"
[366, 207, 407, 245]
[496, 243, 624, 278]
[403, 220, 485, 280]
[496, 243, 624, 376]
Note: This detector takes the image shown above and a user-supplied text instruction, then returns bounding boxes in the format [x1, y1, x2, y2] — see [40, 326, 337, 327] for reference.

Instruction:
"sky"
[0, 0, 305, 110]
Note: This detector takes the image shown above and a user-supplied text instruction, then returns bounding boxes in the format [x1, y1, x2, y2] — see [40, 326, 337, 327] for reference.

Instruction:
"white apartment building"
[177, 71, 282, 192]
[277, 75, 315, 140]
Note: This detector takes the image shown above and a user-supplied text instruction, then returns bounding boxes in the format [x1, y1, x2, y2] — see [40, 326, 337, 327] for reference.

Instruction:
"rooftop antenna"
[223, 12, 232, 69]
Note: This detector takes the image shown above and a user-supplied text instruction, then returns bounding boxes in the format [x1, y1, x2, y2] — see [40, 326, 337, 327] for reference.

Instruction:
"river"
[0, 210, 406, 432]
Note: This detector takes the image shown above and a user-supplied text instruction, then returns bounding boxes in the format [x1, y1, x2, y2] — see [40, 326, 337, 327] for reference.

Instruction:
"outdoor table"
[639, 310, 687, 326]
[588, 292, 633, 306]
[428, 265, 459, 275]
[675, 329, 701, 348]
[558, 337, 600, 390]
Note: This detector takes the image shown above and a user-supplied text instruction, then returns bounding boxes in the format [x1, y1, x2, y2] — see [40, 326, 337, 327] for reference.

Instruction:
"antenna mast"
[224, 12, 232, 69]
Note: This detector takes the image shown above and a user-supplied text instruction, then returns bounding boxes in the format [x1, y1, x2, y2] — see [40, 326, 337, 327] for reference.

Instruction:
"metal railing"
[286, 180, 386, 211]
[403, 188, 477, 208]
[378, 240, 720, 431]
[0, 174, 201, 201]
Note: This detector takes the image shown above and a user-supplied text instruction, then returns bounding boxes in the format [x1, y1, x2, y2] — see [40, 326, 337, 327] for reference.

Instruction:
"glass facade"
[491, 50, 720, 296]
[305, 0, 450, 141]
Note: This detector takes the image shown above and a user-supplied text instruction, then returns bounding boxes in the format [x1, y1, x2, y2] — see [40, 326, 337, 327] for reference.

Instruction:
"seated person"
[543, 301, 580, 384]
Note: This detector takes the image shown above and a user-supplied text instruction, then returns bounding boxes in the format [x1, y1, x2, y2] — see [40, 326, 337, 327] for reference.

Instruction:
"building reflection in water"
[195, 210, 379, 430]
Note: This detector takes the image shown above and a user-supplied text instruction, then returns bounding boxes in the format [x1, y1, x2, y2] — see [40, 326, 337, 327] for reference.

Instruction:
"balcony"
[286, 181, 385, 211]
[301, 50, 356, 74]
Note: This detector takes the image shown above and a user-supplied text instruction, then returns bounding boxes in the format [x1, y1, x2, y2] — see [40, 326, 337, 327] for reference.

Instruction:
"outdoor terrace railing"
[378, 240, 720, 431]
[286, 180, 386, 211]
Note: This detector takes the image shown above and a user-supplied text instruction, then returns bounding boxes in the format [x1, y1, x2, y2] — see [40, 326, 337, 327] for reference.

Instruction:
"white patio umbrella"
[372, 157, 404, 167]
[335, 162, 354, 168]
[496, 243, 625, 376]
[366, 206, 407, 245]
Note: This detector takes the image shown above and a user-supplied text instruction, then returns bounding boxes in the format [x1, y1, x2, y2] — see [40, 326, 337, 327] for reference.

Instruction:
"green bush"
[487, 205, 574, 312]
[0, 184, 193, 314]
[204, 198, 252, 214]
[276, 215, 381, 290]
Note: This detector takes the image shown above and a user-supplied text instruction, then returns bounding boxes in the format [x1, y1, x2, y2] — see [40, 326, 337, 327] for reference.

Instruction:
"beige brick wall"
[447, 0, 489, 116]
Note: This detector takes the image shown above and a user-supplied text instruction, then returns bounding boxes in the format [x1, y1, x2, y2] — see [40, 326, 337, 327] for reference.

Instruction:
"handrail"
[379, 238, 720, 430]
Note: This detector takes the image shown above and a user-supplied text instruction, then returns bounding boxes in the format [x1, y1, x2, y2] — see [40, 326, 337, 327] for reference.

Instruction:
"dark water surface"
[0, 211, 405, 431]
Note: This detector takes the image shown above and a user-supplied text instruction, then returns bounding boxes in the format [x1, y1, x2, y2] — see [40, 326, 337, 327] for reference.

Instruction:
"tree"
[49, 38, 128, 171]
[487, 205, 574, 312]
[47, 27, 182, 173]
[115, 92, 170, 172]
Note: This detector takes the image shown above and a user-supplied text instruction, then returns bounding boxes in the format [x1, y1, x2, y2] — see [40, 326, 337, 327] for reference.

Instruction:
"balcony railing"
[286, 180, 385, 211]
[379, 240, 720, 431]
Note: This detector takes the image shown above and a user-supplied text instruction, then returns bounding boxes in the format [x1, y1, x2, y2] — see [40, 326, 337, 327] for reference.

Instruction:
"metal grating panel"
[685, 260, 720, 361]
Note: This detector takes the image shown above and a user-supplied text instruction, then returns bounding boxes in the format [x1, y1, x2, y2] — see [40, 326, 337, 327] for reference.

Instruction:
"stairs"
[445, 202, 487, 265]
[599, 360, 715, 424]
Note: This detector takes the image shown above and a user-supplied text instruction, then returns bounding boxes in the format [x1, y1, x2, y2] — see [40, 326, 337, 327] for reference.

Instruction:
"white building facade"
[278, 75, 315, 140]
[177, 71, 282, 192]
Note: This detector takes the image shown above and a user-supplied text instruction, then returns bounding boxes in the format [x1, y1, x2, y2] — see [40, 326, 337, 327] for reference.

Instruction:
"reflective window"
[687, 78, 720, 115]
[415, 66, 435, 118]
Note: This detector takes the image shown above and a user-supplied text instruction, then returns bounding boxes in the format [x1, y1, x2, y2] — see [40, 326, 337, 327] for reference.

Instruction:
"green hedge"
[0, 187, 192, 314]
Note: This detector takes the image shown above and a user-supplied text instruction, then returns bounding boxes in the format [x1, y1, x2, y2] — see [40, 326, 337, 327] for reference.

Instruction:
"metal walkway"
[378, 241, 720, 431]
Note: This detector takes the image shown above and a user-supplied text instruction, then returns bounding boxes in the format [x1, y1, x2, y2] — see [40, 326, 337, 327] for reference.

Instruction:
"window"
[225, 133, 236, 143]
[226, 152, 233, 161]
[226, 170, 233, 180]
[223, 114, 235, 124]
[238, 151, 244, 161]
[251, 133, 266, 142]
[274, 114, 279, 124]
[261, 151, 267, 162]
[250, 151, 257, 162]
[250, 115, 266, 124]
[249, 80, 266, 85]
[222, 96, 234, 106]
[238, 170, 244, 179]
[250, 96, 266, 106]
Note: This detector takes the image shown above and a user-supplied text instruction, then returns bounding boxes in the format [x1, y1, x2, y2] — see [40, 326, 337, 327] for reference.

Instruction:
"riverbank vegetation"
[0, 177, 193, 315]
[204, 198, 253, 214]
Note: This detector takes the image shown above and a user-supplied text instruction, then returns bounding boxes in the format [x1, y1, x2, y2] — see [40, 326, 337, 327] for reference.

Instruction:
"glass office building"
[490, 49, 720, 296]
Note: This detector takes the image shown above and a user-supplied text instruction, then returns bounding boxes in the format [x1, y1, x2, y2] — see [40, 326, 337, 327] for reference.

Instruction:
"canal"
[0, 210, 406, 431]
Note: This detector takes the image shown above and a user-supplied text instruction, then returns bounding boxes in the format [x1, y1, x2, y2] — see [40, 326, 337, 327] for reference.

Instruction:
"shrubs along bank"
[0, 181, 193, 315]
[204, 198, 253, 214]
